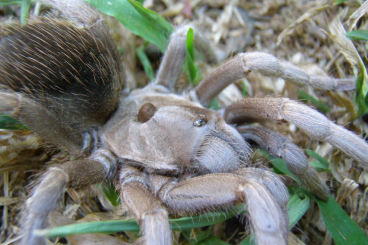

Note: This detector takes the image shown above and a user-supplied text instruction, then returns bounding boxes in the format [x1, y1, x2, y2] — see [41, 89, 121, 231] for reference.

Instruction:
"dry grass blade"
[321, 8, 368, 115]
[347, 0, 368, 31]
[0, 196, 23, 206]
[276, 5, 329, 46]
[322, 9, 363, 68]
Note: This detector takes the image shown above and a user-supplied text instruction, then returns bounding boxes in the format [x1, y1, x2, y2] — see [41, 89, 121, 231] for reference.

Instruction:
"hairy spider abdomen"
[0, 18, 123, 130]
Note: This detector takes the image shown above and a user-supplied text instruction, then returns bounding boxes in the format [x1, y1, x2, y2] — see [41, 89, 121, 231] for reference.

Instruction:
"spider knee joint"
[142, 208, 168, 220]
[81, 129, 99, 154]
[90, 149, 117, 178]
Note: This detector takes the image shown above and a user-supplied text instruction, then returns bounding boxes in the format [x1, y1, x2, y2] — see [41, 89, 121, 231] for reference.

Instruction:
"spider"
[1, 0, 367, 245]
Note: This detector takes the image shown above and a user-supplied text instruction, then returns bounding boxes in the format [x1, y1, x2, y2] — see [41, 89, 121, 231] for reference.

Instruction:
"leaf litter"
[1, 0, 368, 244]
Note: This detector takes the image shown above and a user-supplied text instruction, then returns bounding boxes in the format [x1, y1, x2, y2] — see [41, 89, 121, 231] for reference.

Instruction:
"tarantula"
[1, 0, 368, 244]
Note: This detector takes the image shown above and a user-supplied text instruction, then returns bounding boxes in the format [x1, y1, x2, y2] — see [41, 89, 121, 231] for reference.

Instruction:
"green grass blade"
[260, 150, 300, 183]
[240, 236, 254, 245]
[346, 30, 368, 41]
[86, 0, 173, 52]
[288, 194, 310, 228]
[197, 235, 230, 245]
[170, 204, 245, 231]
[306, 149, 330, 170]
[309, 161, 330, 171]
[35, 220, 140, 237]
[21, 0, 31, 26]
[334, 0, 349, 4]
[137, 44, 155, 81]
[0, 114, 28, 130]
[182, 227, 231, 245]
[181, 226, 214, 244]
[297, 90, 330, 114]
[37, 205, 246, 238]
[185, 28, 200, 85]
[209, 98, 220, 110]
[0, 0, 23, 5]
[242, 81, 248, 97]
[186, 28, 196, 83]
[355, 65, 368, 115]
[96, 182, 120, 207]
[314, 195, 368, 245]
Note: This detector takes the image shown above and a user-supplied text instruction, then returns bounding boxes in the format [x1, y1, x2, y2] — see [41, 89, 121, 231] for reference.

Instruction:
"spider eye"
[193, 114, 207, 127]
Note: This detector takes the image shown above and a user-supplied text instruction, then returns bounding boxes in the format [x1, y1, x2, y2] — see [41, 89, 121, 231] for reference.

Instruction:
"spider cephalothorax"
[1, 1, 368, 245]
[101, 88, 250, 174]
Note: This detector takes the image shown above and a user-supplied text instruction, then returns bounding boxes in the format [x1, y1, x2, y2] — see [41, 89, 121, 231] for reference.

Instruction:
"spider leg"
[192, 52, 355, 106]
[154, 172, 288, 245]
[224, 97, 368, 166]
[155, 26, 217, 91]
[0, 91, 95, 155]
[237, 125, 329, 200]
[21, 149, 117, 245]
[117, 166, 172, 245]
[234, 167, 289, 220]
